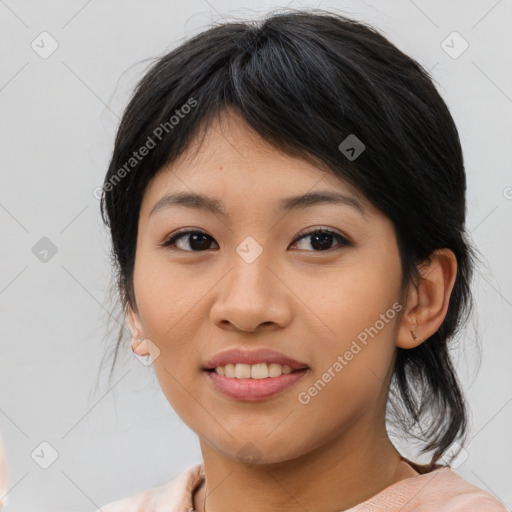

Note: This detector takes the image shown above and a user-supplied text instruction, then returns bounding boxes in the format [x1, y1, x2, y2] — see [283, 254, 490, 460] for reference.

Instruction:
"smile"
[204, 367, 309, 401]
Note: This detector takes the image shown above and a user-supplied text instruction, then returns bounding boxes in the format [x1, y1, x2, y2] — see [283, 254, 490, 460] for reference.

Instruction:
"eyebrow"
[149, 190, 367, 219]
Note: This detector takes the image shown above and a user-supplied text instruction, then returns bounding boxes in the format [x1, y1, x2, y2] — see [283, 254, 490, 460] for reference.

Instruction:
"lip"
[204, 368, 309, 401]
[203, 347, 309, 371]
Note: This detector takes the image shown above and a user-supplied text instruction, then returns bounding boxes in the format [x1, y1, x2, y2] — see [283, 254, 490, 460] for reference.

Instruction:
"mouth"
[204, 362, 308, 379]
[204, 367, 309, 401]
[202, 347, 310, 401]
[203, 347, 309, 374]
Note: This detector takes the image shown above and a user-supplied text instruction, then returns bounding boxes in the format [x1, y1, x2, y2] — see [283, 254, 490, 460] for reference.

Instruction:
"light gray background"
[1, 0, 511, 511]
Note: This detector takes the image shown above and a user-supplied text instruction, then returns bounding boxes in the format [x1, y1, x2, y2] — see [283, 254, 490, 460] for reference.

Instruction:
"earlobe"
[131, 337, 150, 357]
[126, 307, 150, 357]
[396, 248, 457, 350]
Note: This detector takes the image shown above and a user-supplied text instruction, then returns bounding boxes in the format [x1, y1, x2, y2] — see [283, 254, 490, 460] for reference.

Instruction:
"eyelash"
[161, 227, 351, 253]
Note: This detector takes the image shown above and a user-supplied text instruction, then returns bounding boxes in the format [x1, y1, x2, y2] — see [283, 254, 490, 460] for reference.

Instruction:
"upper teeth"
[214, 363, 296, 379]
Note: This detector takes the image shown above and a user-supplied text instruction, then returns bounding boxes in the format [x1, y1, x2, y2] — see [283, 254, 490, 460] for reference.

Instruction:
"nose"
[209, 251, 292, 333]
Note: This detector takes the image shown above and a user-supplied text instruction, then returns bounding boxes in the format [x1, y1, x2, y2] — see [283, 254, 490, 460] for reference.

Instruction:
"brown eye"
[162, 230, 218, 251]
[291, 228, 350, 252]
[162, 227, 350, 253]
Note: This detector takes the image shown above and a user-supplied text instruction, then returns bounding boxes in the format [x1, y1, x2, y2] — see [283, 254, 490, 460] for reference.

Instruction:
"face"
[128, 110, 406, 464]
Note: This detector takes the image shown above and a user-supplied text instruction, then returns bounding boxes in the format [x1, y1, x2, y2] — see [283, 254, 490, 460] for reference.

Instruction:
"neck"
[193, 420, 415, 512]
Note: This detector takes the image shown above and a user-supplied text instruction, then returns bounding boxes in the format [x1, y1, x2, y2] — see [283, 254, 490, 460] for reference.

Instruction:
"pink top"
[97, 459, 507, 511]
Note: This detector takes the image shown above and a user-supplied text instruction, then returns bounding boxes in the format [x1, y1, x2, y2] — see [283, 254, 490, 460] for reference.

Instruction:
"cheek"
[133, 249, 203, 341]
[132, 249, 217, 383]
[292, 256, 402, 346]
[289, 249, 402, 399]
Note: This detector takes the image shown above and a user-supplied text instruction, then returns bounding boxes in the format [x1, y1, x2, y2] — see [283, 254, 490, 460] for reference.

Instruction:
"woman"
[96, 9, 506, 511]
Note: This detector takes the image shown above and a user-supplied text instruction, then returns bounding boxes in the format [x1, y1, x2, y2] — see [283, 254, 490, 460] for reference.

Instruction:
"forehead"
[141, 110, 369, 215]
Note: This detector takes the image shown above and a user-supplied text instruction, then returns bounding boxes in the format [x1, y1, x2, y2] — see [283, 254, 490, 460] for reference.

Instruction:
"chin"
[208, 435, 304, 466]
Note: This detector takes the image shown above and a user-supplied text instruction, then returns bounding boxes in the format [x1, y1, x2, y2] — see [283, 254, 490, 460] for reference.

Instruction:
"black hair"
[98, 8, 480, 466]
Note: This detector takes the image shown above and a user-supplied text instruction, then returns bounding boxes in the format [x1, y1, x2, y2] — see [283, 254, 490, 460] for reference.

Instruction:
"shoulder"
[406, 466, 507, 512]
[429, 468, 506, 511]
[95, 462, 204, 512]
[347, 465, 507, 512]
[442, 494, 508, 512]
[93, 487, 156, 511]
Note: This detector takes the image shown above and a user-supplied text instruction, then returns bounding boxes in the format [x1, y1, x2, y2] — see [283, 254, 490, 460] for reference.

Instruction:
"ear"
[126, 306, 150, 357]
[397, 248, 458, 349]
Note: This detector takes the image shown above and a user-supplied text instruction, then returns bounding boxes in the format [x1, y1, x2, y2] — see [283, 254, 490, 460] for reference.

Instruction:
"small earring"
[410, 330, 418, 341]
[131, 337, 145, 351]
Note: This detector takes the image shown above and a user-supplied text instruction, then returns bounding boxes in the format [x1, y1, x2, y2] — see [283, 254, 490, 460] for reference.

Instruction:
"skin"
[126, 109, 457, 512]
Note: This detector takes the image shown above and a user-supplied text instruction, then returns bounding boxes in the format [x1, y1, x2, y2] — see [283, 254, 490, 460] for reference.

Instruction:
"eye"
[162, 230, 218, 252]
[161, 227, 351, 253]
[290, 227, 351, 252]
